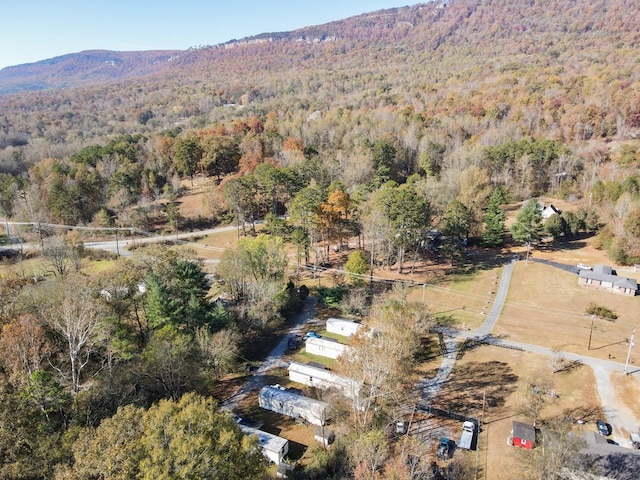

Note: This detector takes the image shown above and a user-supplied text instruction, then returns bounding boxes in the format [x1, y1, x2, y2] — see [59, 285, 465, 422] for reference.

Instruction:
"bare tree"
[338, 294, 431, 433]
[42, 235, 74, 277]
[518, 370, 555, 428]
[195, 327, 240, 379]
[46, 276, 107, 392]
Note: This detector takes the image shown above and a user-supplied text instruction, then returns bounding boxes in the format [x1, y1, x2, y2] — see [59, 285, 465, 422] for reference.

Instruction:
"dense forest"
[0, 0, 639, 478]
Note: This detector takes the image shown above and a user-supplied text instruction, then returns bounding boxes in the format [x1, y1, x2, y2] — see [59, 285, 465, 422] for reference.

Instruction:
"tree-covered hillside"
[0, 1, 639, 477]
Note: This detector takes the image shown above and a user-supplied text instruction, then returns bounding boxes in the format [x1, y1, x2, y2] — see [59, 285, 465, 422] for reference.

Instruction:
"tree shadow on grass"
[284, 440, 308, 461]
[432, 361, 519, 414]
[536, 239, 588, 253]
[440, 249, 514, 281]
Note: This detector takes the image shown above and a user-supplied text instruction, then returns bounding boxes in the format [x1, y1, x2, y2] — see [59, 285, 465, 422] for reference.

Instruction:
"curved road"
[8, 219, 637, 444]
[222, 297, 318, 412]
[423, 257, 640, 447]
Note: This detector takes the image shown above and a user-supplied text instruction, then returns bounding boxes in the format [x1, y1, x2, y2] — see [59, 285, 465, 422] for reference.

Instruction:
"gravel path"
[221, 297, 317, 411]
[420, 257, 640, 448]
[417, 335, 458, 401]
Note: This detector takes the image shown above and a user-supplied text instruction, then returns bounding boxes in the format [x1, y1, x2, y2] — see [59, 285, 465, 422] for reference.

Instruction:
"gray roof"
[512, 421, 536, 442]
[579, 265, 638, 291]
[578, 432, 640, 480]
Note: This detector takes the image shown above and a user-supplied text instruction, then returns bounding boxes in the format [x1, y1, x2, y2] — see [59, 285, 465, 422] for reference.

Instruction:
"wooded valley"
[0, 0, 639, 478]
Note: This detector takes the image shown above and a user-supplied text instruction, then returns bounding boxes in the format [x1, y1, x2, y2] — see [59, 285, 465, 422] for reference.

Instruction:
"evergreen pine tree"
[483, 188, 506, 247]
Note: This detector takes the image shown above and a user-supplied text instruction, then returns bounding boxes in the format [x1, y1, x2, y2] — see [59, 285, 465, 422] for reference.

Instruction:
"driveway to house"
[453, 257, 639, 446]
[472, 258, 516, 337]
[222, 297, 317, 412]
[529, 257, 578, 275]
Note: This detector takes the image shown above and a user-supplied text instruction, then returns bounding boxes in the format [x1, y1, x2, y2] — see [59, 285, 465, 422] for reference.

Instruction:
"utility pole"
[625, 328, 636, 375]
[588, 314, 595, 350]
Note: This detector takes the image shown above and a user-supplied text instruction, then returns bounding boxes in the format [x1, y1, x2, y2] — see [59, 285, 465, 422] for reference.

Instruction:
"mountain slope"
[0, 50, 182, 94]
[1, 0, 640, 157]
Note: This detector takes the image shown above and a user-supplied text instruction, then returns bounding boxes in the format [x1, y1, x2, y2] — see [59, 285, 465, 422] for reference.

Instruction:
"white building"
[326, 317, 362, 338]
[305, 336, 350, 360]
[288, 362, 362, 401]
[240, 425, 289, 464]
[258, 385, 328, 426]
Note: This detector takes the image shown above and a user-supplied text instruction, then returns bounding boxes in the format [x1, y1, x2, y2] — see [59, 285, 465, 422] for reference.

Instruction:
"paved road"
[530, 257, 579, 275]
[420, 257, 640, 447]
[1, 220, 239, 257]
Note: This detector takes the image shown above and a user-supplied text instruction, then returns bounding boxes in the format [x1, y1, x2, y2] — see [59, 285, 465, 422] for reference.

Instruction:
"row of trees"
[3, 101, 637, 266]
[0, 238, 308, 477]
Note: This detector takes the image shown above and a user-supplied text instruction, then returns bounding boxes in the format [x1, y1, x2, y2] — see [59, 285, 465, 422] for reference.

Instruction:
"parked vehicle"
[577, 263, 592, 270]
[596, 419, 610, 436]
[630, 432, 640, 449]
[304, 331, 321, 339]
[437, 437, 452, 459]
[395, 421, 409, 434]
[458, 421, 475, 450]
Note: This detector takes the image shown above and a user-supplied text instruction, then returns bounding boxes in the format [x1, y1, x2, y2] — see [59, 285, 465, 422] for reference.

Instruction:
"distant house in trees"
[511, 421, 536, 449]
[258, 385, 328, 426]
[578, 265, 638, 296]
[305, 336, 350, 359]
[326, 317, 362, 338]
[540, 202, 561, 219]
[239, 425, 289, 464]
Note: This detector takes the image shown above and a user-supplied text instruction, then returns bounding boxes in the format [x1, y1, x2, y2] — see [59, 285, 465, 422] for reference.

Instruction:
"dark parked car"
[596, 419, 610, 436]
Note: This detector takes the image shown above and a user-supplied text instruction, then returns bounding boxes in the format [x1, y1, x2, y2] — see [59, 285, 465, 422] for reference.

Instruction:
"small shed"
[288, 361, 363, 400]
[512, 421, 536, 449]
[240, 425, 289, 464]
[326, 317, 362, 338]
[314, 426, 335, 446]
[258, 385, 328, 426]
[305, 336, 349, 360]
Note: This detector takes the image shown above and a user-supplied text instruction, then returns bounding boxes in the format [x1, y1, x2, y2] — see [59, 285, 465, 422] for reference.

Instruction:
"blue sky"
[0, 1, 415, 70]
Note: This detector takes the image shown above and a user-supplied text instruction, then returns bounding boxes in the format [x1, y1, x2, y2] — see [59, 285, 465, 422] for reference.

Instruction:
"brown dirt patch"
[438, 344, 599, 479]
[610, 372, 640, 435]
[497, 262, 639, 362]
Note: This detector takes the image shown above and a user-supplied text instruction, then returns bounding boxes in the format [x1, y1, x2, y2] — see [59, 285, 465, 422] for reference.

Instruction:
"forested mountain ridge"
[2, 0, 640, 151]
[0, 50, 182, 94]
[1, 0, 640, 257]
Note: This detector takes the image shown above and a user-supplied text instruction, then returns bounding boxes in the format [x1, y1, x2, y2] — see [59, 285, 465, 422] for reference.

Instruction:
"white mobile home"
[258, 385, 328, 426]
[288, 362, 363, 400]
[326, 317, 362, 337]
[305, 336, 349, 360]
[240, 425, 289, 464]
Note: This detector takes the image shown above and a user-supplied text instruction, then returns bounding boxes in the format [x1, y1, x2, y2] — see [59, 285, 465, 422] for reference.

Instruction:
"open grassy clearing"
[404, 261, 508, 330]
[497, 262, 639, 361]
[441, 344, 600, 480]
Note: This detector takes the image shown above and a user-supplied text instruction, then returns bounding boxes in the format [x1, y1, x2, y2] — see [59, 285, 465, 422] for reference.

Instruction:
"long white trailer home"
[305, 336, 350, 359]
[288, 362, 362, 400]
[258, 385, 328, 426]
[326, 317, 362, 337]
